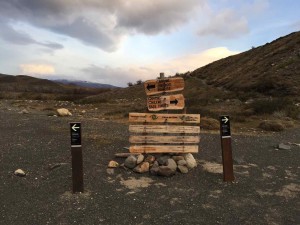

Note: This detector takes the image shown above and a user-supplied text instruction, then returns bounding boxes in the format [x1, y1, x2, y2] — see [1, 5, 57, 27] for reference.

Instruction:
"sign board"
[129, 145, 198, 153]
[70, 122, 81, 146]
[129, 125, 200, 134]
[129, 135, 200, 144]
[144, 77, 184, 95]
[129, 113, 200, 124]
[220, 116, 231, 137]
[147, 94, 184, 111]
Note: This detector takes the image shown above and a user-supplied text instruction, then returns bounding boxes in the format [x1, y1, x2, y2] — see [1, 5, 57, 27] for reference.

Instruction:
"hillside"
[190, 31, 300, 96]
[53, 79, 118, 89]
[0, 74, 111, 100]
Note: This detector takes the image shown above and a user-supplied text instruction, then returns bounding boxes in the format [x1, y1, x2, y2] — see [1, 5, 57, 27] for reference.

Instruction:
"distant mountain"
[0, 73, 111, 100]
[53, 79, 118, 89]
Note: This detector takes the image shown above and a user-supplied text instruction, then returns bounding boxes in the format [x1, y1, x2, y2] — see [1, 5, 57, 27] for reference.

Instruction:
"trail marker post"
[220, 116, 234, 182]
[70, 122, 84, 193]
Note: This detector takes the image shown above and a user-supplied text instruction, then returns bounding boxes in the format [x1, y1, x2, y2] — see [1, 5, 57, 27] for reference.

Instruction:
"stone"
[157, 166, 176, 177]
[177, 159, 187, 166]
[20, 109, 29, 114]
[278, 143, 291, 150]
[14, 169, 26, 177]
[166, 159, 177, 171]
[184, 153, 197, 169]
[172, 156, 184, 162]
[178, 165, 189, 174]
[57, 108, 72, 116]
[145, 155, 156, 164]
[106, 168, 114, 175]
[136, 154, 144, 164]
[124, 155, 137, 169]
[133, 162, 150, 173]
[108, 160, 119, 168]
[150, 161, 159, 175]
[157, 155, 170, 165]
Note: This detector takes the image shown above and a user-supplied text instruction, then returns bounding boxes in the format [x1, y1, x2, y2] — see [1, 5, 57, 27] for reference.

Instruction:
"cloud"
[0, 20, 63, 50]
[20, 64, 55, 75]
[198, 9, 249, 38]
[80, 47, 239, 86]
[0, 0, 204, 51]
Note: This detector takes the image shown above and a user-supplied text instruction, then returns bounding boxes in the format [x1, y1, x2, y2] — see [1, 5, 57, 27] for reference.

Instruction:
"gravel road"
[0, 102, 299, 225]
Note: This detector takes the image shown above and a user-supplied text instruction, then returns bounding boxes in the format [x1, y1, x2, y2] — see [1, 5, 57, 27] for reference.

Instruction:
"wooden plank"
[129, 135, 200, 144]
[129, 125, 200, 134]
[129, 113, 200, 124]
[147, 94, 185, 111]
[129, 145, 199, 153]
[144, 77, 184, 95]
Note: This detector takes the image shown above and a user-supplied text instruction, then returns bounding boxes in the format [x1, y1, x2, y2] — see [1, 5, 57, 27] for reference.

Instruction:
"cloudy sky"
[0, 0, 299, 86]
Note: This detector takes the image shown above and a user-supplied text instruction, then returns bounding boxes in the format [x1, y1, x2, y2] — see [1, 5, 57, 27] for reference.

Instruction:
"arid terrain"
[0, 100, 299, 225]
[0, 31, 300, 225]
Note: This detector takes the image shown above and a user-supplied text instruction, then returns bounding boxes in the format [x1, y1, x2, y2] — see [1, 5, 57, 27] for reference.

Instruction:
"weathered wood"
[129, 113, 200, 124]
[144, 77, 184, 95]
[129, 135, 200, 144]
[114, 153, 141, 158]
[147, 94, 185, 111]
[129, 145, 199, 153]
[129, 125, 200, 134]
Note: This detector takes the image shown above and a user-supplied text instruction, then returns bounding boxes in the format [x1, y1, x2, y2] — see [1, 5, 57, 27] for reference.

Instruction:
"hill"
[0, 74, 111, 100]
[190, 31, 300, 97]
[53, 79, 118, 89]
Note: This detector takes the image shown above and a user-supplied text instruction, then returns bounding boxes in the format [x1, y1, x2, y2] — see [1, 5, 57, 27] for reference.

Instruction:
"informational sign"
[219, 115, 234, 182]
[147, 94, 185, 111]
[129, 113, 200, 123]
[144, 77, 184, 95]
[70, 122, 81, 146]
[69, 122, 83, 193]
[220, 116, 231, 137]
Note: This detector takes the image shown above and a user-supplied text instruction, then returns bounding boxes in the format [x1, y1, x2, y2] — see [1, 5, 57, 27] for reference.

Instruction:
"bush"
[258, 121, 285, 132]
[200, 117, 219, 130]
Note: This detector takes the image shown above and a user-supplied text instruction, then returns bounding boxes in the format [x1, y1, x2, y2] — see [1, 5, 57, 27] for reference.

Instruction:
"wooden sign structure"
[129, 113, 200, 153]
[147, 94, 185, 111]
[128, 74, 200, 154]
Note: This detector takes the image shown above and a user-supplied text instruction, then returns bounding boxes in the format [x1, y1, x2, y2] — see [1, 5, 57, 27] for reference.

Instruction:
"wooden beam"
[129, 125, 200, 134]
[129, 113, 200, 124]
[129, 135, 200, 144]
[144, 77, 184, 95]
[129, 145, 199, 153]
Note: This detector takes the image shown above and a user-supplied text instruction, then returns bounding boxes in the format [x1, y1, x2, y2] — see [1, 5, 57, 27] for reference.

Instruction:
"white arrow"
[72, 124, 80, 132]
[222, 116, 229, 123]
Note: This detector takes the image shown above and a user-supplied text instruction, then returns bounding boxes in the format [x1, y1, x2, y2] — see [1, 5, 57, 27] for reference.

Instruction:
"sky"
[0, 0, 299, 87]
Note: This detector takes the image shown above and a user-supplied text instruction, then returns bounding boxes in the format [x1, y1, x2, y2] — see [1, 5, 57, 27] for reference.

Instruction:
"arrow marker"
[147, 84, 155, 91]
[170, 99, 178, 105]
[72, 124, 80, 131]
[222, 117, 229, 123]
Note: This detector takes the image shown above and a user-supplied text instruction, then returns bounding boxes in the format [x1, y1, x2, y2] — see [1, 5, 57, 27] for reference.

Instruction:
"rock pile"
[109, 153, 197, 177]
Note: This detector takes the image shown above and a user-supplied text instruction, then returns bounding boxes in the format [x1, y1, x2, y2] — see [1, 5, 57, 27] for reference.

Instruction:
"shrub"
[250, 98, 286, 114]
[200, 117, 219, 130]
[258, 120, 284, 132]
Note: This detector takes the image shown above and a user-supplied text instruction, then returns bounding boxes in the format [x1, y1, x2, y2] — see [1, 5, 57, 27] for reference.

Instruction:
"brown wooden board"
[129, 125, 200, 134]
[147, 94, 184, 111]
[144, 77, 184, 95]
[129, 135, 200, 144]
[129, 113, 200, 124]
[129, 145, 198, 153]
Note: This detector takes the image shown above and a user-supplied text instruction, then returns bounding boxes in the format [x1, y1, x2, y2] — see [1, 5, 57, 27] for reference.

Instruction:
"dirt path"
[0, 105, 299, 225]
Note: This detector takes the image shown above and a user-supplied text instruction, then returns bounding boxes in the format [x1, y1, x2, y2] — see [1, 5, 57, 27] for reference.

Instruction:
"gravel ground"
[0, 102, 299, 225]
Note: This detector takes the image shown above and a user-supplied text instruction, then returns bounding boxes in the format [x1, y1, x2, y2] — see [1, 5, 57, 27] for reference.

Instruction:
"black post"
[70, 122, 84, 193]
[220, 116, 234, 182]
